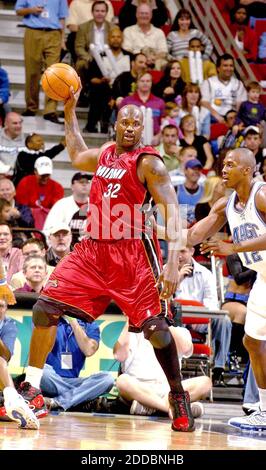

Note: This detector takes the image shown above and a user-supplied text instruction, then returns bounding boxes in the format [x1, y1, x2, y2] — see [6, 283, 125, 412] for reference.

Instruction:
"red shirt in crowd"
[16, 175, 64, 209]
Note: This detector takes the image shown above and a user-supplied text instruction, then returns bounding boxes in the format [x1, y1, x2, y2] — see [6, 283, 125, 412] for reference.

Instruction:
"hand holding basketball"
[41, 63, 80, 102]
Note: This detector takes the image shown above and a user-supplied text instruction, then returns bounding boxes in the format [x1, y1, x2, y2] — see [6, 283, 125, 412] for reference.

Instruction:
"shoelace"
[177, 398, 187, 417]
[21, 397, 35, 411]
[245, 411, 266, 424]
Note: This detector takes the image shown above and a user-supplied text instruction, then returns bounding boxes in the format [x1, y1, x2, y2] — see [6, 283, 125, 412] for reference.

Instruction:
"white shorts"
[137, 378, 170, 399]
[245, 274, 266, 340]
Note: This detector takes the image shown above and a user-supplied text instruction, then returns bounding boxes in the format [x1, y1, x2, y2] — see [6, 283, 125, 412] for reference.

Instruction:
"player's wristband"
[0, 279, 7, 285]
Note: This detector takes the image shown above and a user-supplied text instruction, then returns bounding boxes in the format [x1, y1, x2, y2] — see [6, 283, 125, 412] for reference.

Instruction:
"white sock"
[25, 366, 43, 389]
[3, 386, 19, 401]
[258, 388, 266, 411]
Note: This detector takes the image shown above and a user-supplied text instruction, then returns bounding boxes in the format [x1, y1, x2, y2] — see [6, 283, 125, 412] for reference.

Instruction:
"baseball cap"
[0, 161, 11, 174]
[71, 172, 93, 184]
[49, 223, 71, 235]
[34, 156, 53, 175]
[243, 125, 260, 135]
[185, 159, 203, 170]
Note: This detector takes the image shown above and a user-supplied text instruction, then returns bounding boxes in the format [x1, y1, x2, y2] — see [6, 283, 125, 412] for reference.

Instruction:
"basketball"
[41, 63, 79, 101]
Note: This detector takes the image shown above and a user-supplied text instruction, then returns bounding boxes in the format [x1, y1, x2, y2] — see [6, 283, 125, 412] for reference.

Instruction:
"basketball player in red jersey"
[8, 88, 195, 432]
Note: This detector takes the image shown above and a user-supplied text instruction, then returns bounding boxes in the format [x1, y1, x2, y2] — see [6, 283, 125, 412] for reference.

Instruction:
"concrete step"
[9, 89, 88, 120]
[53, 167, 78, 190]
[20, 115, 108, 145]
[4, 64, 24, 87]
[0, 8, 19, 20]
[0, 41, 24, 62]
[0, 20, 23, 38]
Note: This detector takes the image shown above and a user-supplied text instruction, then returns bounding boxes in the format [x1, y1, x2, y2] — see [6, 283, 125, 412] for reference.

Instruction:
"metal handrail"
[175, 0, 257, 84]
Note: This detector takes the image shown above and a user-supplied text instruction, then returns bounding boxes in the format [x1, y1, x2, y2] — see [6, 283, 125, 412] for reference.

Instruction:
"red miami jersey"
[87, 143, 161, 240]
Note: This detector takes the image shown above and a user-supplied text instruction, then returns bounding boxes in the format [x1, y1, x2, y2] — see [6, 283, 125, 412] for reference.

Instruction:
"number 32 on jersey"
[103, 183, 121, 198]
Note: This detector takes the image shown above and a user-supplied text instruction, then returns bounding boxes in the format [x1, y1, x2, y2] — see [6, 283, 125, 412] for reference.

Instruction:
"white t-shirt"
[200, 75, 247, 116]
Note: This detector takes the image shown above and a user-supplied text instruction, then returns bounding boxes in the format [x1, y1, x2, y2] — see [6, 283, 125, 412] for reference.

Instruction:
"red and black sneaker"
[17, 382, 48, 419]
[169, 391, 195, 432]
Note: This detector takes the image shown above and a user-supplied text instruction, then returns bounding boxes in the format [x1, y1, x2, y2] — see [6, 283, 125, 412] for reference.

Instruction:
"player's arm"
[187, 197, 228, 247]
[64, 83, 113, 172]
[138, 155, 180, 298]
[201, 187, 266, 256]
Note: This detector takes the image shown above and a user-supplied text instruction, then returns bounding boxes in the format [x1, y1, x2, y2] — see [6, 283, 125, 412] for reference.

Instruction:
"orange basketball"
[41, 63, 79, 101]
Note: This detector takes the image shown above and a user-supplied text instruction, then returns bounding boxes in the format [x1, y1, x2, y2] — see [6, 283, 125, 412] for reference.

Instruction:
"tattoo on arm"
[65, 120, 87, 157]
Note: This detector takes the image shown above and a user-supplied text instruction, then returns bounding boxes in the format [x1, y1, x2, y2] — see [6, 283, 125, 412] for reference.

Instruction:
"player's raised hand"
[64, 77, 82, 114]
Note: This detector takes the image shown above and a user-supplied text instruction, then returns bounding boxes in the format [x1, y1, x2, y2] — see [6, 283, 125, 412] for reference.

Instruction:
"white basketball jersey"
[226, 181, 266, 274]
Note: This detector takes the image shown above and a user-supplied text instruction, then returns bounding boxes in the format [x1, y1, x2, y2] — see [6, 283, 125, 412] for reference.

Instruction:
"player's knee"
[142, 316, 172, 349]
[32, 299, 60, 327]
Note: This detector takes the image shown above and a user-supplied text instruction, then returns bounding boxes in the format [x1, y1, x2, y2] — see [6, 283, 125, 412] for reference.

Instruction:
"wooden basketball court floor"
[0, 403, 266, 451]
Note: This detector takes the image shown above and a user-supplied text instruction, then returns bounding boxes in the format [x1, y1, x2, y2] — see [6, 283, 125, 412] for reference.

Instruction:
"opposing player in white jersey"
[186, 147, 266, 432]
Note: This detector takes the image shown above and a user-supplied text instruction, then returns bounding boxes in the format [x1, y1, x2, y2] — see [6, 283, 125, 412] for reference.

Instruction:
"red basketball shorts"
[42, 237, 167, 328]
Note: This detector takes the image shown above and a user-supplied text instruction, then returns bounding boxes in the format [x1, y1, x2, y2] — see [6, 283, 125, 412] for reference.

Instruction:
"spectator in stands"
[200, 53, 247, 123]
[0, 223, 23, 283]
[229, 4, 258, 62]
[243, 125, 265, 174]
[0, 199, 31, 249]
[194, 176, 227, 265]
[118, 0, 169, 31]
[16, 156, 64, 212]
[10, 238, 54, 291]
[195, 176, 226, 222]
[153, 60, 186, 104]
[119, 72, 165, 139]
[0, 296, 39, 429]
[111, 53, 147, 108]
[179, 115, 214, 169]
[0, 66, 10, 126]
[175, 246, 232, 387]
[74, 0, 111, 98]
[0, 112, 24, 173]
[40, 316, 114, 412]
[43, 172, 91, 246]
[13, 134, 66, 187]
[66, 0, 114, 63]
[167, 8, 213, 60]
[15, 0, 68, 124]
[255, 155, 266, 183]
[46, 223, 72, 266]
[0, 199, 13, 224]
[113, 321, 211, 417]
[234, 81, 266, 130]
[122, 3, 168, 61]
[83, 26, 130, 133]
[217, 109, 241, 150]
[179, 83, 211, 139]
[169, 146, 204, 188]
[176, 159, 204, 227]
[0, 178, 34, 228]
[15, 255, 48, 294]
[0, 162, 10, 180]
[180, 37, 217, 84]
[160, 101, 182, 131]
[156, 125, 180, 172]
